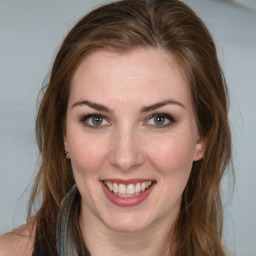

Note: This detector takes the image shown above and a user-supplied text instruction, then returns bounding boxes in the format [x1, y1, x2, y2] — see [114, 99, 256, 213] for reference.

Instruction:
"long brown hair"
[28, 0, 232, 255]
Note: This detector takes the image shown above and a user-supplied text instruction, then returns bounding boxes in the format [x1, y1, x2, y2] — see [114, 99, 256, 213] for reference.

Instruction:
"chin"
[105, 219, 150, 233]
[98, 209, 157, 233]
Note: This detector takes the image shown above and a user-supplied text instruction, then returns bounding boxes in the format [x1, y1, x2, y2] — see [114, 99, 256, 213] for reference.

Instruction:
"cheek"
[147, 134, 195, 214]
[68, 135, 109, 205]
[68, 133, 109, 177]
[147, 133, 196, 176]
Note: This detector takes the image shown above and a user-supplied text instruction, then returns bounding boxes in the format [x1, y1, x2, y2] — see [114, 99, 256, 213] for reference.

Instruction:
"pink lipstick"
[101, 179, 156, 207]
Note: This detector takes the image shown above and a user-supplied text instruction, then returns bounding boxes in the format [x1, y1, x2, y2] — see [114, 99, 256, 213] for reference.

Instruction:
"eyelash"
[146, 112, 175, 128]
[79, 112, 175, 129]
[79, 113, 109, 129]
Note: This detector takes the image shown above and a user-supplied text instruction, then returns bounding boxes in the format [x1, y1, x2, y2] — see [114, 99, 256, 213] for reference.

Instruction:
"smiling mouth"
[103, 180, 156, 197]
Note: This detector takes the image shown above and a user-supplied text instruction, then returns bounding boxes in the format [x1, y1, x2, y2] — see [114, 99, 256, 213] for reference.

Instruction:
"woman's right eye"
[80, 114, 109, 128]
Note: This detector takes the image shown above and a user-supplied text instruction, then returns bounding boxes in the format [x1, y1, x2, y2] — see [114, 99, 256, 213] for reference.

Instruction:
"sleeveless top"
[32, 233, 58, 256]
[32, 185, 91, 256]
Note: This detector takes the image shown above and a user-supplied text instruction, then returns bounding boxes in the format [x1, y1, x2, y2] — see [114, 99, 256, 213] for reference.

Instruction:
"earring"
[65, 149, 71, 159]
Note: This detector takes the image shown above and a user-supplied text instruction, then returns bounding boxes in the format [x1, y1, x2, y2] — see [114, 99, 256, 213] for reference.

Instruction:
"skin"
[64, 47, 204, 256]
[0, 224, 35, 256]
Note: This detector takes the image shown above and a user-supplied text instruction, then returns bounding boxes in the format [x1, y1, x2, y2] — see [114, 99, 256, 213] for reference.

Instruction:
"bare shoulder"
[0, 222, 35, 256]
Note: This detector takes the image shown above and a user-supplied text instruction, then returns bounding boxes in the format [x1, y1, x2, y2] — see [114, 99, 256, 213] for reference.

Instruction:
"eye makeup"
[145, 112, 176, 128]
[78, 111, 176, 130]
[79, 113, 110, 129]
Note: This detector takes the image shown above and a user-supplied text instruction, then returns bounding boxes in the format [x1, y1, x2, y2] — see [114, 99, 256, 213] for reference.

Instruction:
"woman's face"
[65, 48, 203, 233]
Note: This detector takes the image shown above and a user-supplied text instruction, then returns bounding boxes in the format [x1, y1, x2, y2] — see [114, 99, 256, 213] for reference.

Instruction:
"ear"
[64, 135, 68, 150]
[193, 136, 204, 161]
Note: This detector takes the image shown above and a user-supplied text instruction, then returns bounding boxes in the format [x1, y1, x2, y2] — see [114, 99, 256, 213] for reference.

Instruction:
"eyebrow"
[141, 99, 185, 112]
[71, 99, 185, 113]
[72, 100, 113, 113]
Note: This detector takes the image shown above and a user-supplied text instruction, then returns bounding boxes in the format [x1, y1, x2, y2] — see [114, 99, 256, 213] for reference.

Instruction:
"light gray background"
[0, 0, 255, 255]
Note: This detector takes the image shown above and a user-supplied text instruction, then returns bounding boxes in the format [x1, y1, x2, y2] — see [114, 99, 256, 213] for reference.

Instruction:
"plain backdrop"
[0, 0, 255, 255]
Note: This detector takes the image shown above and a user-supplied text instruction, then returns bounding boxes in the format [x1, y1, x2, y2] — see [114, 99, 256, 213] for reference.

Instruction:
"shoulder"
[0, 222, 35, 256]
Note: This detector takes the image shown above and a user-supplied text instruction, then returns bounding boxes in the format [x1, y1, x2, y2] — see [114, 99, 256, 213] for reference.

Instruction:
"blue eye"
[80, 114, 109, 128]
[147, 113, 175, 127]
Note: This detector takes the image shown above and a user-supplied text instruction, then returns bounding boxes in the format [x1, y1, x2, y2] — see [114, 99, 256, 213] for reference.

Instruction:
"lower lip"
[101, 182, 155, 207]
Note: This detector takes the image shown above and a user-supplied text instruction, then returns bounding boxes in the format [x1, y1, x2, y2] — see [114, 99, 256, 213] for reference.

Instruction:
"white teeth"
[108, 182, 113, 191]
[104, 181, 113, 191]
[119, 184, 126, 195]
[127, 184, 135, 195]
[135, 183, 141, 193]
[113, 183, 118, 193]
[104, 181, 153, 197]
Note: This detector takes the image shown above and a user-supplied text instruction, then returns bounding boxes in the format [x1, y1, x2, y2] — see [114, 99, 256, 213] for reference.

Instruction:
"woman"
[0, 0, 232, 255]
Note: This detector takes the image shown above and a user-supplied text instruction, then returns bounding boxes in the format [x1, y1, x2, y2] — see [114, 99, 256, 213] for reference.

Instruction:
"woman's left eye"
[146, 113, 175, 127]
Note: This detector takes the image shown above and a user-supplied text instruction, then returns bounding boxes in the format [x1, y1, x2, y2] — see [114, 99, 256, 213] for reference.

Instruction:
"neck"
[79, 206, 174, 256]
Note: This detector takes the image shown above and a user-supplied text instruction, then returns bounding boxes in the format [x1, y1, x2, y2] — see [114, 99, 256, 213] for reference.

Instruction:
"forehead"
[69, 48, 191, 107]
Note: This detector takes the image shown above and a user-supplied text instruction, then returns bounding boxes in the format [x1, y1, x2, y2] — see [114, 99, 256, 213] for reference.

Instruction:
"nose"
[110, 128, 145, 171]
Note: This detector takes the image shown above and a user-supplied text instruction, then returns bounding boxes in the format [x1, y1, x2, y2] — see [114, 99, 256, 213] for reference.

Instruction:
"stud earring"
[65, 149, 71, 159]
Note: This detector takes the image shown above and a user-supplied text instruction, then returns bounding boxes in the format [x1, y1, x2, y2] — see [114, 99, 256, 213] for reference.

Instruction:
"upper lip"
[101, 179, 156, 185]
